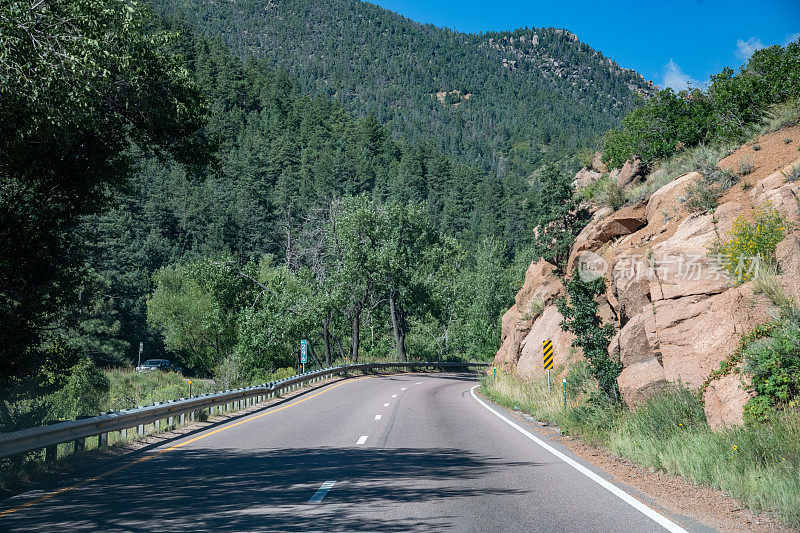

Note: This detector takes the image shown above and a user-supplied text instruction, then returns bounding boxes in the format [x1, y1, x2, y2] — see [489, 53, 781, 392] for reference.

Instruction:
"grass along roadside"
[481, 368, 800, 528]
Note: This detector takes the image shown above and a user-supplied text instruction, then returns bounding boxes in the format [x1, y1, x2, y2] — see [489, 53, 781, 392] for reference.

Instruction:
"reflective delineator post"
[563, 378, 567, 413]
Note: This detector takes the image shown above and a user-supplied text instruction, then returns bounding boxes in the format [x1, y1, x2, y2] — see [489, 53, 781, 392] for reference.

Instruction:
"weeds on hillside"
[481, 371, 800, 526]
[577, 174, 625, 209]
[710, 203, 788, 282]
[626, 144, 733, 203]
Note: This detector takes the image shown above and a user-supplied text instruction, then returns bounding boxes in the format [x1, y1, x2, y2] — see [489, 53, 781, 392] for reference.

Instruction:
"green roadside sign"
[300, 339, 307, 364]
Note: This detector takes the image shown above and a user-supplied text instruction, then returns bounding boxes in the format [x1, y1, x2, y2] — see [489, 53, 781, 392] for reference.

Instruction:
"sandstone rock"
[572, 167, 601, 189]
[592, 152, 607, 173]
[495, 260, 565, 369]
[515, 260, 562, 314]
[645, 171, 701, 229]
[776, 232, 800, 303]
[646, 285, 771, 388]
[567, 204, 647, 272]
[611, 270, 650, 324]
[516, 306, 576, 377]
[618, 358, 668, 407]
[618, 313, 652, 367]
[749, 158, 800, 224]
[703, 372, 753, 430]
[647, 206, 739, 301]
[617, 158, 645, 188]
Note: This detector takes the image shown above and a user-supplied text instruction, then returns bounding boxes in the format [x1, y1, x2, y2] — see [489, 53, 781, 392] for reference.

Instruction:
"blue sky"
[371, 0, 800, 91]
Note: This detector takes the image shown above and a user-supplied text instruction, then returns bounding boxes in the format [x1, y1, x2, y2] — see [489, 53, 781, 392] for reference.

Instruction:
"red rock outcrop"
[495, 144, 800, 429]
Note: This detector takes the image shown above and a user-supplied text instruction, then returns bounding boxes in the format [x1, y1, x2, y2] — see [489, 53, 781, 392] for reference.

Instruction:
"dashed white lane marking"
[308, 481, 336, 503]
[469, 386, 687, 533]
[392, 395, 397, 398]
[416, 382, 422, 384]
[384, 403, 390, 407]
[401, 387, 407, 390]
[374, 414, 382, 420]
[356, 435, 368, 445]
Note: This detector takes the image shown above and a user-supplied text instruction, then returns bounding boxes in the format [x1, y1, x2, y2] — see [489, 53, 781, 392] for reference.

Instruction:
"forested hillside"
[152, 0, 654, 177]
[0, 0, 652, 431]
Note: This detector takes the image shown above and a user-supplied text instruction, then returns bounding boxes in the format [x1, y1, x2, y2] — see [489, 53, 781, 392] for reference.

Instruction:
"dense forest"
[0, 0, 648, 428]
[151, 0, 655, 178]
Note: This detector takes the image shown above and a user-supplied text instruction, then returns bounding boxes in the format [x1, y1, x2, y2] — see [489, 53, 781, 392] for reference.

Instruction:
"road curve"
[0, 372, 705, 532]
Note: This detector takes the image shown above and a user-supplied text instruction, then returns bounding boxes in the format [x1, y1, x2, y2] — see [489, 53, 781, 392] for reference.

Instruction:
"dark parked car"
[136, 359, 180, 373]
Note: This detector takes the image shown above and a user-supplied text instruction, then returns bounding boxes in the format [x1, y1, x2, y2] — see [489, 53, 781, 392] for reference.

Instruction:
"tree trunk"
[336, 337, 347, 361]
[388, 290, 407, 362]
[350, 300, 362, 362]
[321, 314, 332, 367]
[308, 340, 322, 370]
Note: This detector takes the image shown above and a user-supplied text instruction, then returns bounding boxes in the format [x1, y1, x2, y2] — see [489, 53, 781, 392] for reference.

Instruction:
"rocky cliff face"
[496, 131, 800, 429]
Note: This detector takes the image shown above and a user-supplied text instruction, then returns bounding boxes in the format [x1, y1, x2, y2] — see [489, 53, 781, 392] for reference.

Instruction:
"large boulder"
[618, 358, 668, 407]
[703, 372, 753, 430]
[572, 167, 601, 189]
[495, 260, 565, 369]
[644, 171, 700, 233]
[635, 285, 771, 390]
[592, 151, 607, 173]
[616, 158, 645, 188]
[516, 306, 577, 377]
[749, 158, 800, 224]
[566, 204, 647, 272]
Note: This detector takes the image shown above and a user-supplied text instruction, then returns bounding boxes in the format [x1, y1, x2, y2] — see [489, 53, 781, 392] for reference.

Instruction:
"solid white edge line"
[392, 395, 397, 398]
[356, 435, 368, 445]
[374, 414, 382, 420]
[384, 403, 390, 407]
[469, 385, 687, 533]
[401, 387, 407, 390]
[307, 480, 337, 503]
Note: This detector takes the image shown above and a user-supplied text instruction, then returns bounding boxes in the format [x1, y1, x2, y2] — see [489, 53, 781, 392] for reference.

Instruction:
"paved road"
[0, 373, 703, 532]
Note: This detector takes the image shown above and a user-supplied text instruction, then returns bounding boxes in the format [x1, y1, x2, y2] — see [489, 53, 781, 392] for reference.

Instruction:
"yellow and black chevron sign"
[543, 339, 554, 370]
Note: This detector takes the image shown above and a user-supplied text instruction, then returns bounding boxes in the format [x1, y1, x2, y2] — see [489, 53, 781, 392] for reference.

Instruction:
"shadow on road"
[5, 446, 537, 532]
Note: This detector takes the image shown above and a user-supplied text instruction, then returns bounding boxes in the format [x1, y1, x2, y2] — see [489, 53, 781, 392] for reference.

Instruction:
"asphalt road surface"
[0, 372, 707, 532]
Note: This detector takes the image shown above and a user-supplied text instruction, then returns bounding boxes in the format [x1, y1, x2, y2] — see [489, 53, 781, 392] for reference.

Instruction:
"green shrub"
[683, 178, 721, 212]
[713, 203, 788, 282]
[577, 148, 595, 168]
[737, 157, 754, 176]
[744, 317, 800, 409]
[556, 275, 620, 401]
[785, 138, 794, 144]
[482, 371, 800, 526]
[50, 359, 109, 419]
[752, 144, 762, 151]
[602, 88, 712, 168]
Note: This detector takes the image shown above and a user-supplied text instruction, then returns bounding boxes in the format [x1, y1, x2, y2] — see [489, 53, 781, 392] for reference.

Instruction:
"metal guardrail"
[0, 361, 488, 459]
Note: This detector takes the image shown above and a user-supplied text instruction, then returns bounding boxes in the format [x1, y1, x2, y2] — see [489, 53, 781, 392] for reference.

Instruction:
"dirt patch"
[719, 125, 800, 187]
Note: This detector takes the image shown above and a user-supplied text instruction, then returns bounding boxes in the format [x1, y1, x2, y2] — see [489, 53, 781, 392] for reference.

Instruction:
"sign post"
[300, 339, 308, 373]
[138, 342, 143, 368]
[543, 339, 554, 393]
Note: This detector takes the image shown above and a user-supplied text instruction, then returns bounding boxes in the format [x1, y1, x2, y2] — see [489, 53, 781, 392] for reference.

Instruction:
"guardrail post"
[155, 418, 161, 430]
[168, 415, 174, 427]
[98, 432, 108, 448]
[74, 437, 85, 454]
[121, 428, 127, 440]
[179, 413, 185, 425]
[137, 424, 144, 436]
[45, 445, 57, 463]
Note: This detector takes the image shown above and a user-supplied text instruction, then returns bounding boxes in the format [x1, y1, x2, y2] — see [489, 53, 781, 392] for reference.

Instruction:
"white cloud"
[784, 32, 800, 46]
[735, 37, 765, 61]
[661, 59, 697, 92]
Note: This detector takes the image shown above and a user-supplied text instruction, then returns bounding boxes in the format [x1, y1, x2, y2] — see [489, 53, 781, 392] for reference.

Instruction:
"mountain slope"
[154, 0, 654, 176]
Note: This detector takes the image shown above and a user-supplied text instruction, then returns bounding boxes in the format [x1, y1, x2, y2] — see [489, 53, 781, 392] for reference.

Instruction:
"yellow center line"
[0, 374, 378, 518]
